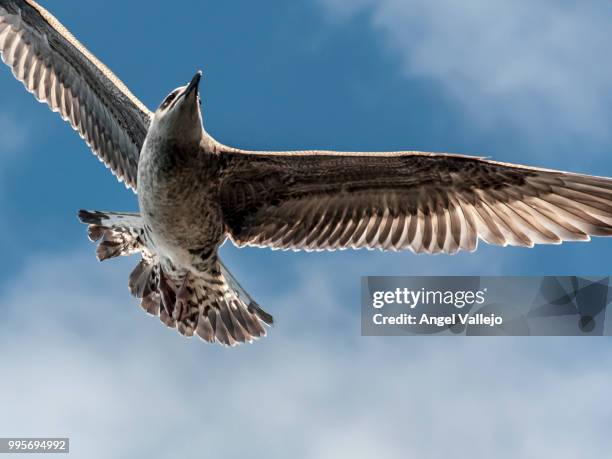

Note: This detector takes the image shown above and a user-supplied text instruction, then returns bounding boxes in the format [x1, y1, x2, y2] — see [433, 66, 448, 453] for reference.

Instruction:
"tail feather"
[140, 292, 161, 316]
[128, 259, 158, 299]
[78, 209, 273, 346]
[219, 260, 274, 326]
[175, 266, 273, 346]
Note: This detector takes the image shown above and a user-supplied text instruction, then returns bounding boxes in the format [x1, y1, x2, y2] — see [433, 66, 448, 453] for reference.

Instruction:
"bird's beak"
[184, 71, 202, 98]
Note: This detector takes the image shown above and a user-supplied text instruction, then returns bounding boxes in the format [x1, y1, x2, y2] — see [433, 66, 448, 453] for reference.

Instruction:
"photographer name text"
[370, 287, 503, 328]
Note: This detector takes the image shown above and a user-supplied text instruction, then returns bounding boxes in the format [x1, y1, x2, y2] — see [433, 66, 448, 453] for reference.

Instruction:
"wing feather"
[0, 0, 151, 190]
[219, 148, 612, 254]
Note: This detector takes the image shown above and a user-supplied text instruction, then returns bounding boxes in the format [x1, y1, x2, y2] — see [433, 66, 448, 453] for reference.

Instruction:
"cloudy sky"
[1, 1, 612, 457]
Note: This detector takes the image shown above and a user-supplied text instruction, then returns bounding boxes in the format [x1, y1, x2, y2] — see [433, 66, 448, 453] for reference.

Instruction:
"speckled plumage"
[6, 0, 612, 346]
[139, 136, 223, 270]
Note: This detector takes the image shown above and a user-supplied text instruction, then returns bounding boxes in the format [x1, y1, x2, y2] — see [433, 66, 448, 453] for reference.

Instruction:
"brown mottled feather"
[219, 149, 612, 254]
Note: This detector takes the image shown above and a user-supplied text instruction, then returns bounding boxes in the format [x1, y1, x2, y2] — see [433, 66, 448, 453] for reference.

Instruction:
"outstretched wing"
[0, 0, 152, 190]
[219, 149, 612, 253]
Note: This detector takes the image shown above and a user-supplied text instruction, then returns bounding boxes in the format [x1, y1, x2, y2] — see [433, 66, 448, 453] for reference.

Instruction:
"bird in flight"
[3, 0, 612, 346]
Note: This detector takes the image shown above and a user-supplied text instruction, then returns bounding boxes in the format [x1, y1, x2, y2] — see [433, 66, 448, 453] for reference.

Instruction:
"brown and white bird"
[3, 0, 612, 346]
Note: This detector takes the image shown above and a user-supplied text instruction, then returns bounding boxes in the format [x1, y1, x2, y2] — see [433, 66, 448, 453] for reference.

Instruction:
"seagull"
[3, 0, 612, 346]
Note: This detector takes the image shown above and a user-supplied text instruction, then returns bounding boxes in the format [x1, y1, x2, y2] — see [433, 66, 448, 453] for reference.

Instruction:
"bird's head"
[151, 71, 204, 143]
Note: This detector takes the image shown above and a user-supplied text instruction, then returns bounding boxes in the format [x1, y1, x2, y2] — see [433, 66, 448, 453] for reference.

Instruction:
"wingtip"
[77, 209, 104, 225]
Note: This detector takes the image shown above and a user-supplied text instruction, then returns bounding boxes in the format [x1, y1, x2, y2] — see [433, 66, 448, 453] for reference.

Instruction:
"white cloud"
[318, 0, 612, 146]
[1, 249, 611, 458]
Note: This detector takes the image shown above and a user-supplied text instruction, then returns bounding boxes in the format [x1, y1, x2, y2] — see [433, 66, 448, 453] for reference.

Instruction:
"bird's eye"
[160, 91, 179, 110]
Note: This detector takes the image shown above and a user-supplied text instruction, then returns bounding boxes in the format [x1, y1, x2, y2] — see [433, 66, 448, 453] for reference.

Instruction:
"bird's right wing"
[0, 0, 152, 191]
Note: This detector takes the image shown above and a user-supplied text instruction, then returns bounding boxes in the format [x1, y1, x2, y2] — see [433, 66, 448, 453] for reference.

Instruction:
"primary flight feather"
[2, 0, 612, 346]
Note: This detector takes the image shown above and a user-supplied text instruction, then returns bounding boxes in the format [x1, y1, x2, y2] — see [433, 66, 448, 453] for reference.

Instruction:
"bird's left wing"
[0, 0, 152, 191]
[219, 148, 612, 253]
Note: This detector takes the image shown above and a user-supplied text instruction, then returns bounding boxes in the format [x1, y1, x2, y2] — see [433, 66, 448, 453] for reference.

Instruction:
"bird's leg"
[174, 272, 191, 322]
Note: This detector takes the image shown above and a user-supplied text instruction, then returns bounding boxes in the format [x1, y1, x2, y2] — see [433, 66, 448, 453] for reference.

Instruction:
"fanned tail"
[128, 260, 273, 346]
[183, 261, 274, 345]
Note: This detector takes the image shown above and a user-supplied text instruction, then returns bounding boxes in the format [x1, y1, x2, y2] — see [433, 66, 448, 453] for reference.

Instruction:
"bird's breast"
[137, 138, 224, 266]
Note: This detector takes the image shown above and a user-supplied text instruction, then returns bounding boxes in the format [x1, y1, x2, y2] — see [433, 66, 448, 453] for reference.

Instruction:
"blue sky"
[1, 1, 612, 457]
